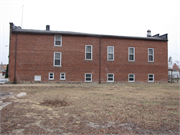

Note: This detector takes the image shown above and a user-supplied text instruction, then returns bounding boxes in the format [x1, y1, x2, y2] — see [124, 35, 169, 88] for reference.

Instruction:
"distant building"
[9, 23, 168, 83]
[0, 63, 7, 72]
[173, 63, 180, 77]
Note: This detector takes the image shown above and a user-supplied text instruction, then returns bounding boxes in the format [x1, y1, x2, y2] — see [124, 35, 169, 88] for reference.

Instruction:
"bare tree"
[168, 56, 173, 68]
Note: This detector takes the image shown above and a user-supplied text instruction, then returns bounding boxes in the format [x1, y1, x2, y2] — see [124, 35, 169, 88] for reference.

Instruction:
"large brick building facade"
[9, 23, 168, 83]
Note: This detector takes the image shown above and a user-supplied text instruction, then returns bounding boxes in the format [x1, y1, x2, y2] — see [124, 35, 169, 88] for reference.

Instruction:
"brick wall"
[9, 27, 168, 83]
[100, 38, 168, 82]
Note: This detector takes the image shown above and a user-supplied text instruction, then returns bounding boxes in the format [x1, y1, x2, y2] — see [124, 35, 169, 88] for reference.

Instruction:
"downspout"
[14, 33, 17, 84]
[99, 37, 101, 84]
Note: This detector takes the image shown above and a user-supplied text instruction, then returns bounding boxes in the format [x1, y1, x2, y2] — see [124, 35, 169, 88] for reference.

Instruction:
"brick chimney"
[46, 25, 50, 30]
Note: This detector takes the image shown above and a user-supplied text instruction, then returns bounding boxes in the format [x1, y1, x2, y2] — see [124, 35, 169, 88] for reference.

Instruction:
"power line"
[169, 51, 179, 57]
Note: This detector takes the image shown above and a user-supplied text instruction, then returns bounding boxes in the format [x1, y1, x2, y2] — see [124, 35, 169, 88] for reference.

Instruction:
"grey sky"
[0, 0, 179, 64]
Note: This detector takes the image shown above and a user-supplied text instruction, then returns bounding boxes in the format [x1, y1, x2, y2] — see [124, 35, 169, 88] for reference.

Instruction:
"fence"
[168, 75, 179, 83]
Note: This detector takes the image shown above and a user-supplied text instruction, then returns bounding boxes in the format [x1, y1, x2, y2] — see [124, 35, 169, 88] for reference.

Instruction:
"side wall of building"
[9, 30, 168, 83]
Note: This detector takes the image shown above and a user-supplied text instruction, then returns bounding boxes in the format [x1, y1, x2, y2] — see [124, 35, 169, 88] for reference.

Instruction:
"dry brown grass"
[0, 82, 179, 134]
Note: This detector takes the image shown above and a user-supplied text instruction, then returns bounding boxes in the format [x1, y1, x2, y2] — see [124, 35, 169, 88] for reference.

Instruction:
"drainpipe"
[99, 37, 101, 84]
[14, 33, 17, 84]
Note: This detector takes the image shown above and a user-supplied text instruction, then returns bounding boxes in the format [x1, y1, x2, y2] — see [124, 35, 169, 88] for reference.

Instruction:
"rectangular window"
[128, 74, 135, 82]
[85, 45, 92, 60]
[107, 46, 114, 61]
[148, 74, 154, 82]
[54, 35, 62, 46]
[54, 52, 61, 66]
[85, 73, 92, 82]
[107, 73, 114, 82]
[34, 75, 41, 81]
[128, 47, 135, 61]
[60, 73, 66, 80]
[49, 73, 54, 80]
[148, 48, 154, 62]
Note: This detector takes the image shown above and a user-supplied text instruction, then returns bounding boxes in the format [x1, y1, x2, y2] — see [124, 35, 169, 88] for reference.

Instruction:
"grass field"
[0, 83, 179, 134]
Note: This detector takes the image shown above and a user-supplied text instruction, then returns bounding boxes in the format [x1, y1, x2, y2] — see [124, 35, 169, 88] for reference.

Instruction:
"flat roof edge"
[11, 29, 168, 41]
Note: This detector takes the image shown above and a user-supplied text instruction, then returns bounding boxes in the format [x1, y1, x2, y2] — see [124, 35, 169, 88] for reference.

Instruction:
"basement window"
[107, 46, 114, 61]
[85, 73, 92, 82]
[54, 35, 62, 46]
[107, 73, 114, 82]
[148, 74, 154, 82]
[49, 73, 54, 80]
[128, 74, 135, 82]
[128, 47, 135, 61]
[60, 73, 66, 80]
[148, 48, 154, 62]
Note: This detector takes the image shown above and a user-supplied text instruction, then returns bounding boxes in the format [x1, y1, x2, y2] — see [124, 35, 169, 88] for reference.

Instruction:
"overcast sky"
[0, 0, 179, 64]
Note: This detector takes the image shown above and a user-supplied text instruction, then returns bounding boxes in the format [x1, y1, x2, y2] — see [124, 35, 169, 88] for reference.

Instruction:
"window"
[128, 74, 135, 82]
[60, 73, 66, 80]
[107, 73, 114, 82]
[128, 47, 135, 61]
[54, 52, 61, 66]
[49, 73, 54, 80]
[148, 74, 154, 82]
[85, 73, 92, 82]
[34, 75, 41, 81]
[85, 45, 92, 60]
[107, 46, 114, 61]
[148, 48, 154, 62]
[54, 35, 62, 46]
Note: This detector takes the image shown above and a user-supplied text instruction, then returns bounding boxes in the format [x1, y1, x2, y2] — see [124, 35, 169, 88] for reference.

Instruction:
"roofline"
[10, 23, 168, 42]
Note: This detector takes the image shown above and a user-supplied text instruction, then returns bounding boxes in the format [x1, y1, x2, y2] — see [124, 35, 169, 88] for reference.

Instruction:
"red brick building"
[9, 23, 168, 83]
[173, 63, 180, 72]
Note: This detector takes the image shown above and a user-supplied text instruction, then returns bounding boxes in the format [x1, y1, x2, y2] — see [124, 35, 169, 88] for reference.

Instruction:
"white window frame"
[128, 74, 135, 82]
[148, 74, 154, 82]
[107, 73, 114, 82]
[85, 45, 92, 60]
[49, 72, 54, 80]
[54, 52, 61, 66]
[54, 35, 62, 46]
[107, 46, 114, 61]
[85, 73, 92, 82]
[34, 75, 41, 81]
[148, 48, 154, 62]
[128, 47, 135, 61]
[60, 73, 66, 80]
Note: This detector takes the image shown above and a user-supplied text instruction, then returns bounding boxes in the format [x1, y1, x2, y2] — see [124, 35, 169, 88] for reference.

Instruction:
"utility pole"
[21, 5, 24, 28]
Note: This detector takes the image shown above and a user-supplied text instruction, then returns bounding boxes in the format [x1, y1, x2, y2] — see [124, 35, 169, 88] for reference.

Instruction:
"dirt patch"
[41, 96, 70, 107]
[0, 83, 179, 134]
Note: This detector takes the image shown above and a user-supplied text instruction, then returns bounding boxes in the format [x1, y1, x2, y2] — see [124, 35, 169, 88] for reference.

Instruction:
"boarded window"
[34, 75, 41, 81]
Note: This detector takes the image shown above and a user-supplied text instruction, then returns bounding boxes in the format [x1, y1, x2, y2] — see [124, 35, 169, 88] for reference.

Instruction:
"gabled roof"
[10, 23, 168, 41]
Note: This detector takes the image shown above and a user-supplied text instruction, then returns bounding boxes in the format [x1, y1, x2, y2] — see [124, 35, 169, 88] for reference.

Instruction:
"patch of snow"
[17, 92, 26, 97]
[0, 102, 12, 110]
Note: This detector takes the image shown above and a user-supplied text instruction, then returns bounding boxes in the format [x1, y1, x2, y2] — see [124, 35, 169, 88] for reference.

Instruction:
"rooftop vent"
[147, 30, 151, 37]
[46, 25, 50, 30]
